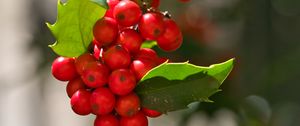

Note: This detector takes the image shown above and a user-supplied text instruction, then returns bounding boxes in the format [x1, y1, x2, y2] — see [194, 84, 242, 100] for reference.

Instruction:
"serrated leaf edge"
[140, 58, 235, 82]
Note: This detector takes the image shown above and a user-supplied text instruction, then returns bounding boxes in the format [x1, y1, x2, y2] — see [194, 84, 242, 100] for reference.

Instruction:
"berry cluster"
[51, 0, 183, 126]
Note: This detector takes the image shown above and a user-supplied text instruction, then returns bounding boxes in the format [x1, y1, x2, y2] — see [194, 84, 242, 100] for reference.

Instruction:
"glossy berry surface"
[52, 57, 77, 81]
[103, 45, 131, 70]
[142, 107, 162, 118]
[120, 111, 148, 126]
[94, 114, 119, 126]
[81, 61, 110, 88]
[117, 29, 143, 53]
[130, 59, 157, 80]
[93, 17, 118, 46]
[157, 18, 183, 52]
[66, 77, 86, 98]
[70, 89, 92, 115]
[134, 48, 158, 61]
[75, 53, 96, 75]
[115, 93, 140, 117]
[113, 0, 142, 26]
[91, 87, 116, 115]
[139, 13, 165, 40]
[109, 69, 136, 95]
[105, 0, 120, 18]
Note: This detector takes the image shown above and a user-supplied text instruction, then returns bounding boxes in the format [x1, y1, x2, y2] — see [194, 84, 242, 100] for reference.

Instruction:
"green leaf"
[141, 41, 157, 49]
[47, 0, 106, 57]
[91, 0, 108, 9]
[135, 58, 234, 113]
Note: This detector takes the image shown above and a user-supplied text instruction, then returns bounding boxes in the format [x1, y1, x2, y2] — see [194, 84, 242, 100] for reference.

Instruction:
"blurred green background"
[0, 0, 300, 126]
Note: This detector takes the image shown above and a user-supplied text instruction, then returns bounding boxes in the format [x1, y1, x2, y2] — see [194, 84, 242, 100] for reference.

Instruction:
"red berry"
[115, 93, 140, 117]
[134, 48, 158, 61]
[52, 57, 77, 81]
[93, 17, 118, 46]
[142, 107, 162, 118]
[117, 29, 143, 53]
[66, 77, 86, 98]
[120, 111, 148, 126]
[91, 87, 116, 115]
[130, 59, 157, 80]
[70, 89, 92, 115]
[139, 13, 165, 40]
[109, 69, 136, 95]
[103, 45, 131, 70]
[105, 0, 120, 18]
[113, 0, 142, 26]
[94, 114, 119, 126]
[75, 53, 97, 75]
[81, 61, 110, 88]
[157, 19, 183, 52]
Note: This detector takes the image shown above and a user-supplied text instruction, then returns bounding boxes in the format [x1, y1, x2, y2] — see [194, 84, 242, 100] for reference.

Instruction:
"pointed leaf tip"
[136, 59, 234, 113]
[46, 0, 106, 57]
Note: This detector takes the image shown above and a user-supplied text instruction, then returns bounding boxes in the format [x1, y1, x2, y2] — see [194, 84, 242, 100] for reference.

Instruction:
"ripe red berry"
[115, 93, 140, 117]
[81, 61, 110, 88]
[130, 59, 157, 80]
[93, 17, 118, 46]
[103, 45, 131, 70]
[117, 29, 143, 53]
[105, 0, 120, 18]
[52, 57, 77, 81]
[134, 48, 158, 61]
[75, 53, 97, 75]
[70, 89, 92, 115]
[139, 13, 165, 40]
[142, 107, 162, 118]
[91, 87, 116, 115]
[109, 69, 136, 95]
[66, 77, 86, 98]
[113, 0, 142, 26]
[120, 111, 148, 126]
[94, 114, 119, 126]
[157, 19, 183, 52]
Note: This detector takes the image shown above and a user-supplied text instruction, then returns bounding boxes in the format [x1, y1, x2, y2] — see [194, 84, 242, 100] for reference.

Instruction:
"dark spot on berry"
[126, 108, 135, 116]
[115, 45, 123, 50]
[117, 14, 125, 20]
[88, 75, 95, 82]
[120, 75, 126, 82]
[154, 29, 161, 36]
[92, 104, 99, 111]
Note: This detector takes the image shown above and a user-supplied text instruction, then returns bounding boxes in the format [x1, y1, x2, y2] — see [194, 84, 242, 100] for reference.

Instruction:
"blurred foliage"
[29, 0, 300, 125]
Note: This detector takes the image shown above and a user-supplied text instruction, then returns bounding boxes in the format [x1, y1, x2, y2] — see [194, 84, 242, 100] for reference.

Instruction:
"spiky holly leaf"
[47, 0, 106, 57]
[136, 59, 234, 113]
